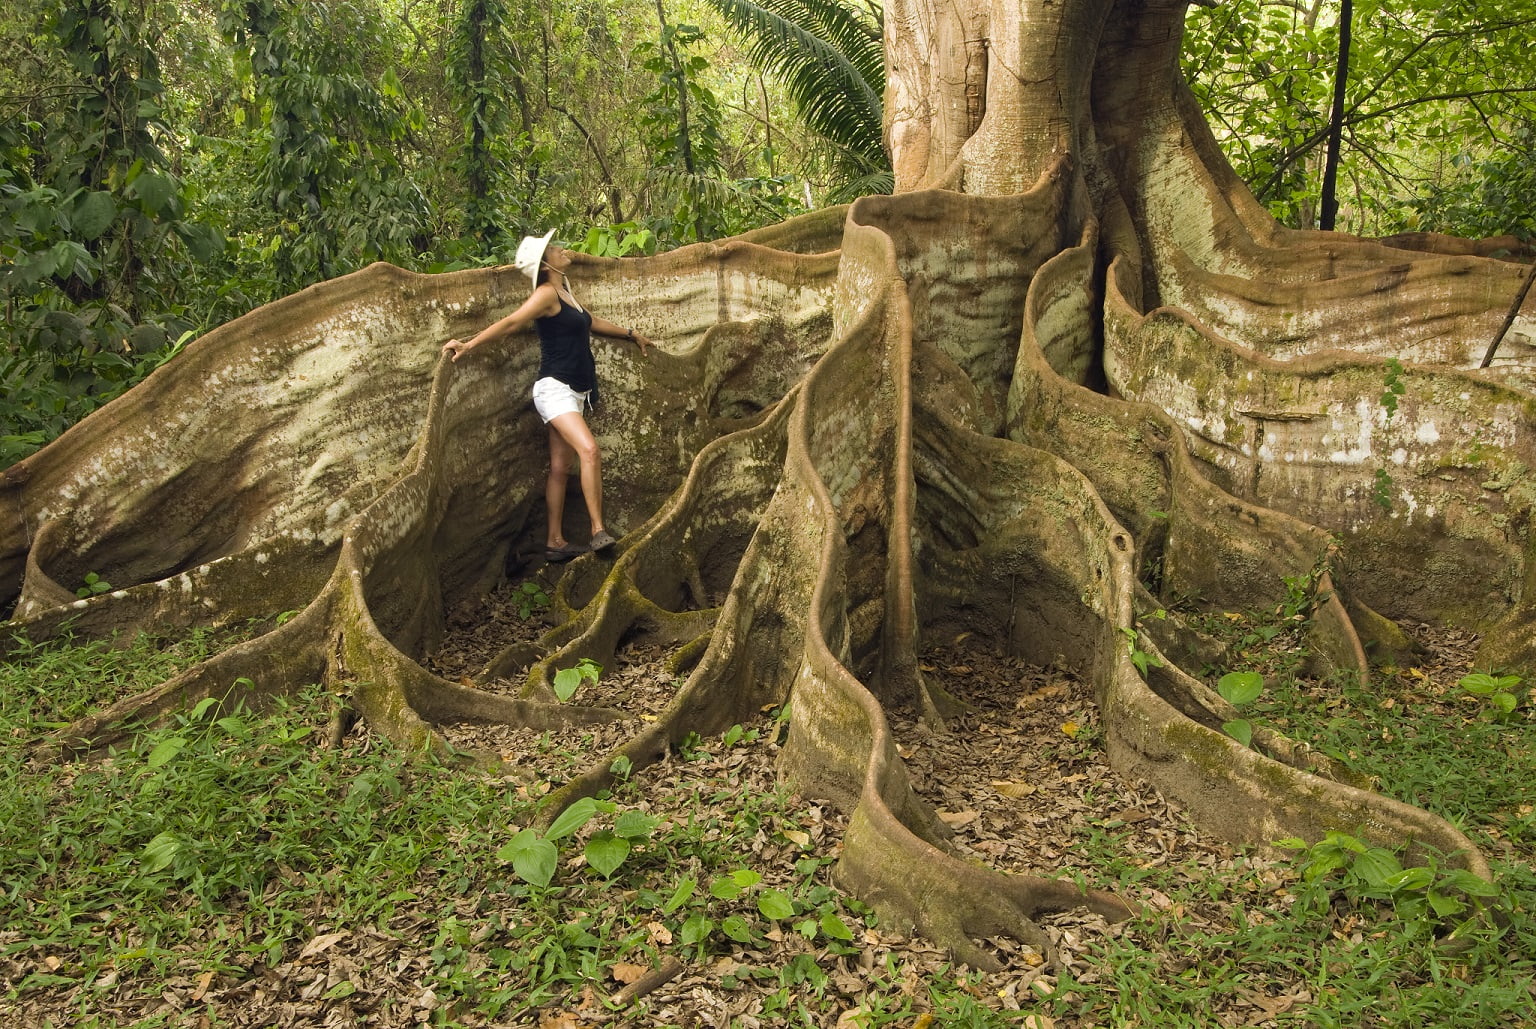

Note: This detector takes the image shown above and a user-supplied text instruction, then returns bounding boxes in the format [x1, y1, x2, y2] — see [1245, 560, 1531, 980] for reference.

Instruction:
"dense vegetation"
[1182, 0, 1536, 238]
[0, 0, 852, 463]
[3, 4, 1535, 1024]
[1, 0, 1532, 457]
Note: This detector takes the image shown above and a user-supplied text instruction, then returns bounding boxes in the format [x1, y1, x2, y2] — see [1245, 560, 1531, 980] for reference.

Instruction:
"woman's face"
[544, 246, 573, 273]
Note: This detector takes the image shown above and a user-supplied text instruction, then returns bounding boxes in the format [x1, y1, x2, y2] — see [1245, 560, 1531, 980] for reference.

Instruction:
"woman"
[443, 230, 652, 562]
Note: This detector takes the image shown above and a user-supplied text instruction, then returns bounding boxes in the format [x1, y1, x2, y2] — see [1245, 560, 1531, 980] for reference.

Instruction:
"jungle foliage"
[1182, 0, 1536, 237]
[2, 0, 1533, 464]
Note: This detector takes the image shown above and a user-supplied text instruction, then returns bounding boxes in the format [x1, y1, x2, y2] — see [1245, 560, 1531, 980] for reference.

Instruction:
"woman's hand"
[442, 337, 475, 361]
[631, 332, 652, 355]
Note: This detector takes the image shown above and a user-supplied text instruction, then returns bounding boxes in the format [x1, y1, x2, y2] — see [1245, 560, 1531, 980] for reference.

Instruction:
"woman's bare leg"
[547, 412, 604, 539]
[545, 424, 577, 547]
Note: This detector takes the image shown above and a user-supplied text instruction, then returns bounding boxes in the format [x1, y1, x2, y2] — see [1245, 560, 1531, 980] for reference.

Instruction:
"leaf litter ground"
[7, 575, 1528, 1028]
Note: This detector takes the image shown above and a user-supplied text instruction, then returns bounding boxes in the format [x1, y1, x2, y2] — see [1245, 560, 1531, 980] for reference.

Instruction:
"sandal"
[545, 542, 587, 563]
[589, 529, 617, 552]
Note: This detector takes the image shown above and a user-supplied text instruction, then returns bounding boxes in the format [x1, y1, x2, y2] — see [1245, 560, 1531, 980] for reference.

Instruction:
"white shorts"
[532, 376, 592, 423]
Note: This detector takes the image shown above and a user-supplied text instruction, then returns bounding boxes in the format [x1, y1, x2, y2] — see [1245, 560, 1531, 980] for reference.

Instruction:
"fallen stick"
[609, 955, 684, 1006]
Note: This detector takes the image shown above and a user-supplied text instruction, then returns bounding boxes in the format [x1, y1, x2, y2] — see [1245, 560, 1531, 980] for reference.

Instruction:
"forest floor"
[3, 573, 1533, 1028]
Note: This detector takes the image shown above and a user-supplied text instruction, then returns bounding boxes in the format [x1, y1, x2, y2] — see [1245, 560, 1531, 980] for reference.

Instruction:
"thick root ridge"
[1103, 260, 1536, 649]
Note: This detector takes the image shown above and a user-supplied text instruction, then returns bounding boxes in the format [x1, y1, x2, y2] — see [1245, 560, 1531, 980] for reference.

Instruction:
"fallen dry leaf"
[609, 962, 648, 985]
[834, 1006, 873, 1028]
[299, 932, 346, 960]
[992, 780, 1035, 798]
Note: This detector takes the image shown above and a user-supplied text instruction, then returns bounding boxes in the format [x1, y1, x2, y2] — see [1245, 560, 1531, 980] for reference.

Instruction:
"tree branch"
[547, 99, 626, 224]
[1256, 87, 1536, 202]
[1481, 258, 1536, 368]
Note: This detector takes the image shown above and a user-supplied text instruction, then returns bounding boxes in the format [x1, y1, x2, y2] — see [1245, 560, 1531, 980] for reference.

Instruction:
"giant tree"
[5, 0, 1534, 968]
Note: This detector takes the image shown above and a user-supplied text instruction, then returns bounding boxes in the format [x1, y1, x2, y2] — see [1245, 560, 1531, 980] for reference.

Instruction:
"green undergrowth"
[0, 629, 1006, 1027]
[3, 622, 1533, 1027]
[1054, 599, 1535, 1028]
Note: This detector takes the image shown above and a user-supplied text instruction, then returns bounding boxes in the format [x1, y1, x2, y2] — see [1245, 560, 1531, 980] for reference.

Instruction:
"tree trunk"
[1319, 0, 1352, 230]
[6, 0, 1536, 968]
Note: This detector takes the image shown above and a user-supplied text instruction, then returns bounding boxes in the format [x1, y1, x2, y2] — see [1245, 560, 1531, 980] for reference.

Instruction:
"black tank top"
[535, 295, 597, 396]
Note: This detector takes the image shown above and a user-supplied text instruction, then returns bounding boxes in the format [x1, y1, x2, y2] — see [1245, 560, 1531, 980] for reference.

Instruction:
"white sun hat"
[513, 229, 557, 283]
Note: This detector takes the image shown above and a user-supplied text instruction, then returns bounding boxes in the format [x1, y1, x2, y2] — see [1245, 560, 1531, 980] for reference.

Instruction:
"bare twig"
[1480, 258, 1536, 368]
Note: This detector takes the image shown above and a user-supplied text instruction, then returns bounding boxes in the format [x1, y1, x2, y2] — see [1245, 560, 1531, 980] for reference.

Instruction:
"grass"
[1, 618, 1532, 1027]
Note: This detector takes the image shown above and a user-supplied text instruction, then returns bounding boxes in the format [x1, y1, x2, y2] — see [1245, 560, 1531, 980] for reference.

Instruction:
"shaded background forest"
[3, 0, 1533, 466]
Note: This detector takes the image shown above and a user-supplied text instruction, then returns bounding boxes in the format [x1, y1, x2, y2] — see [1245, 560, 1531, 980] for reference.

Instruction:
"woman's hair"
[535, 267, 551, 286]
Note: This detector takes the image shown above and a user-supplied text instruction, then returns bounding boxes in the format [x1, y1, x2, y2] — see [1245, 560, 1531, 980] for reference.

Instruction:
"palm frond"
[701, 0, 886, 171]
[825, 168, 893, 204]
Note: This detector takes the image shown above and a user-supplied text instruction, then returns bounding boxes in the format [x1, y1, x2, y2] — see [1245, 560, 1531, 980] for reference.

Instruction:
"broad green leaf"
[1222, 718, 1253, 748]
[216, 715, 251, 739]
[662, 876, 697, 914]
[1303, 851, 1347, 881]
[680, 913, 712, 944]
[721, 915, 753, 943]
[820, 912, 855, 940]
[545, 797, 599, 841]
[1217, 671, 1265, 707]
[757, 888, 795, 920]
[496, 829, 557, 888]
[1395, 892, 1429, 922]
[731, 869, 763, 888]
[614, 810, 661, 839]
[126, 171, 177, 216]
[176, 222, 224, 262]
[147, 734, 188, 768]
[709, 876, 744, 900]
[73, 190, 117, 239]
[1459, 672, 1521, 696]
[1443, 869, 1501, 897]
[1384, 867, 1435, 893]
[140, 831, 180, 874]
[553, 667, 582, 701]
[1428, 889, 1465, 917]
[1324, 831, 1367, 853]
[1353, 848, 1402, 888]
[584, 831, 631, 877]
